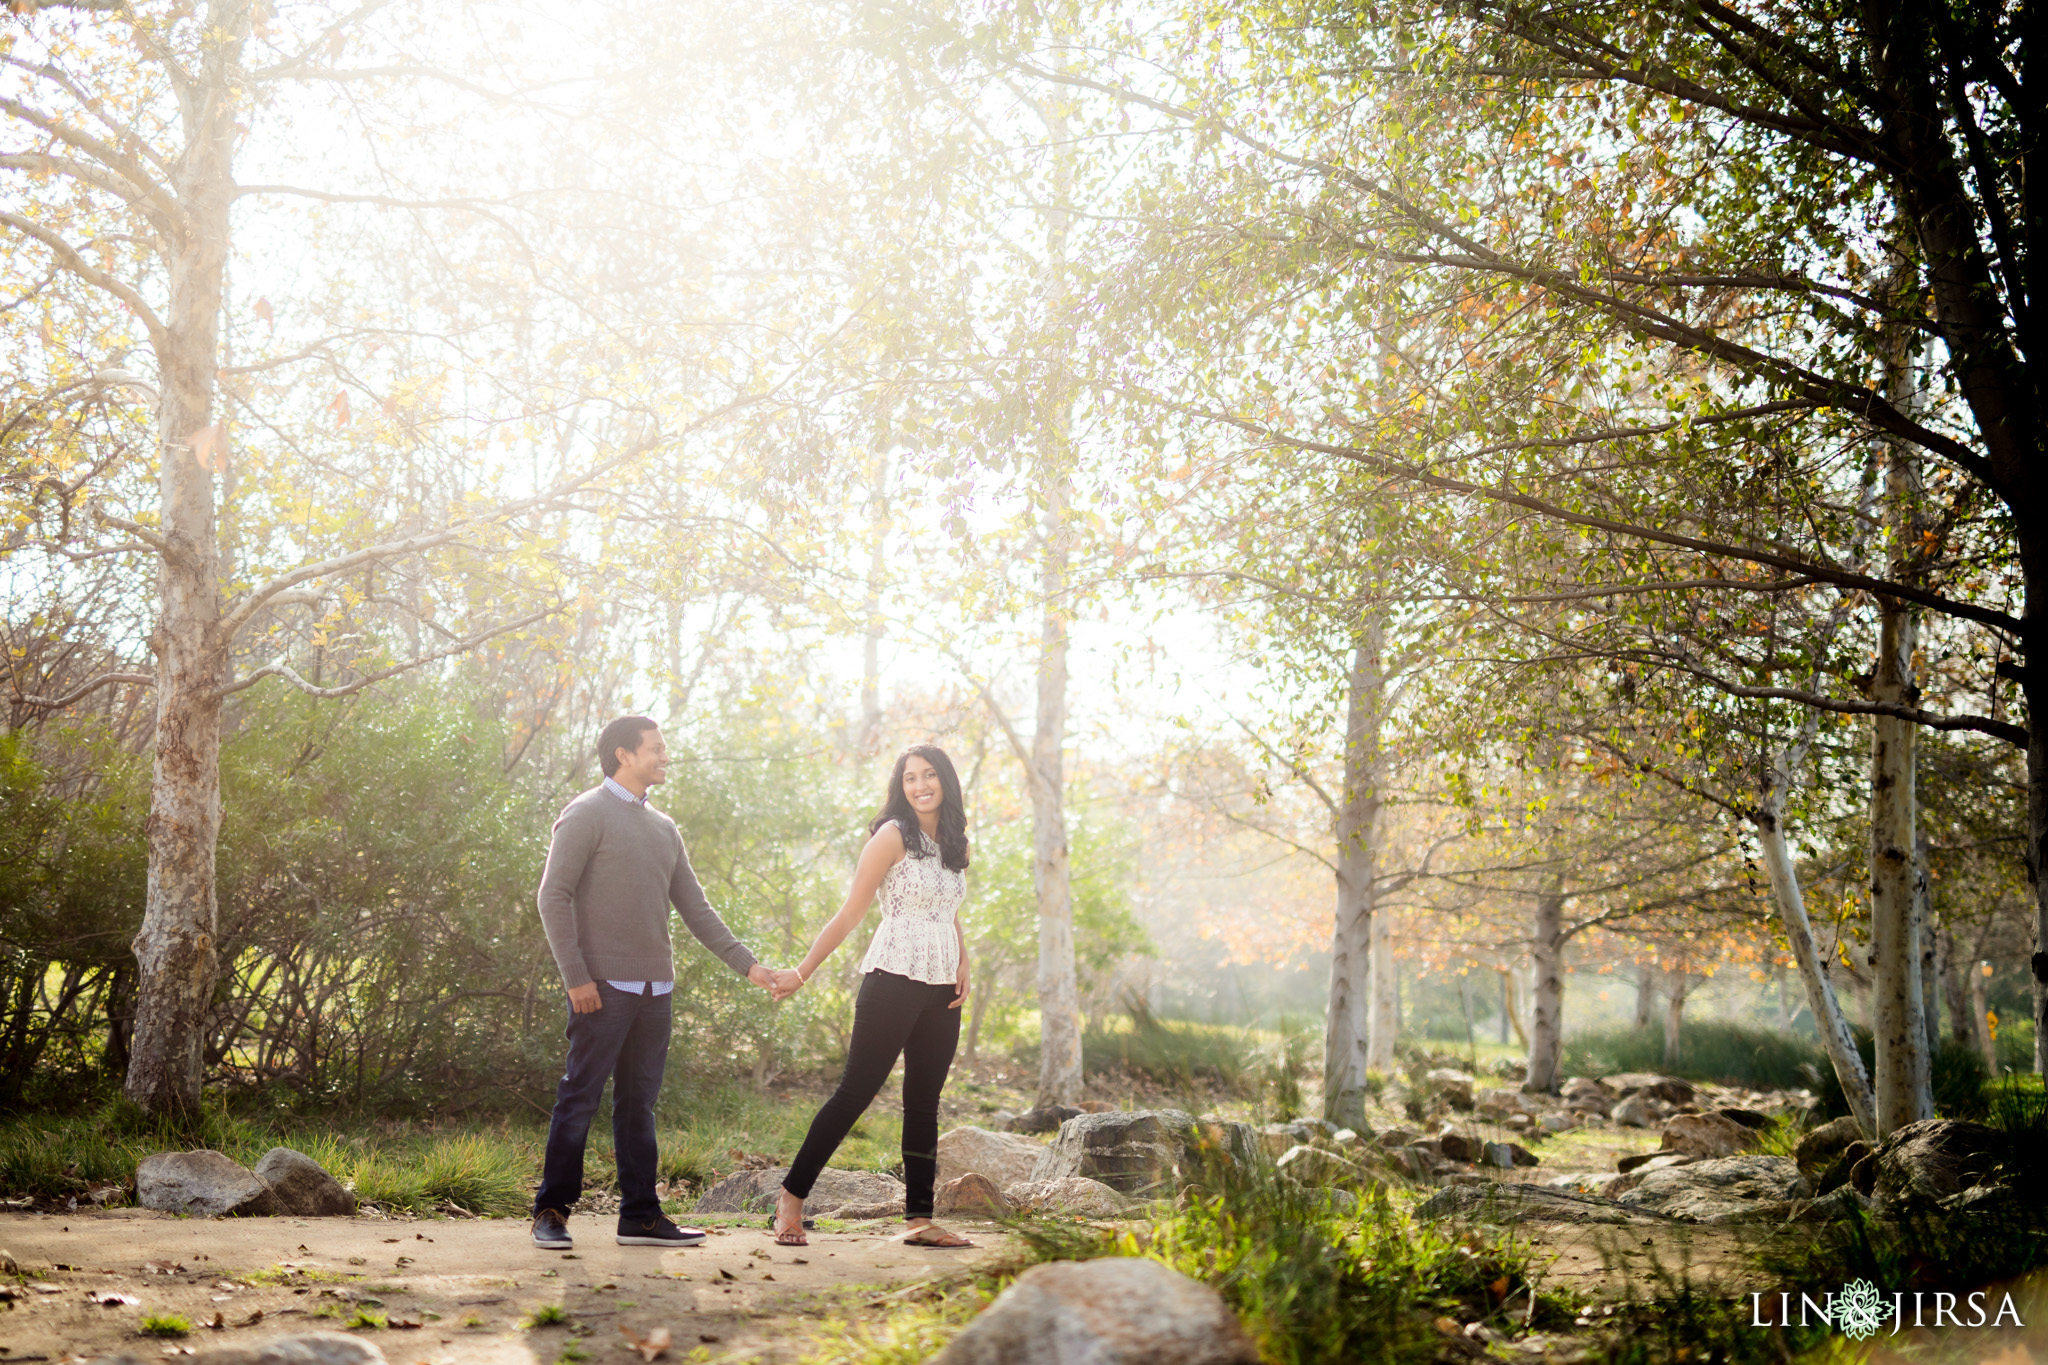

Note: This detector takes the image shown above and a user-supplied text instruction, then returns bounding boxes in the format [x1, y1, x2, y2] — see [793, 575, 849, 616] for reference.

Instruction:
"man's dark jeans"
[534, 981, 670, 1223]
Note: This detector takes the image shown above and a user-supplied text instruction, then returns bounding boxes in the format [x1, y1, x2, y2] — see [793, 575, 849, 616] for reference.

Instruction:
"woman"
[769, 744, 973, 1248]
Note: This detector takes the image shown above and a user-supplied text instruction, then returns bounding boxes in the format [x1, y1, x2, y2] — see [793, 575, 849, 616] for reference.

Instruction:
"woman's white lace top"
[857, 825, 964, 985]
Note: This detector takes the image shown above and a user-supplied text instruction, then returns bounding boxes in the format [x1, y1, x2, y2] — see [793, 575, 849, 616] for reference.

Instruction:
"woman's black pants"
[782, 969, 961, 1219]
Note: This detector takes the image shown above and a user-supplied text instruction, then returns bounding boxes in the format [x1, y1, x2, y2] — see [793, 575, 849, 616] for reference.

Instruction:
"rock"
[1416, 1183, 1664, 1225]
[990, 1109, 1018, 1129]
[1616, 1155, 1811, 1223]
[1476, 1141, 1538, 1169]
[91, 1333, 388, 1365]
[1561, 1076, 1613, 1102]
[1715, 1107, 1772, 1130]
[136, 1150, 282, 1218]
[1330, 1126, 1372, 1148]
[1275, 1144, 1375, 1189]
[1376, 1127, 1418, 1150]
[1611, 1093, 1667, 1129]
[1029, 1110, 1257, 1196]
[1437, 1131, 1478, 1163]
[692, 1166, 906, 1216]
[1790, 1186, 1869, 1223]
[837, 1200, 909, 1220]
[1658, 1112, 1758, 1159]
[1816, 1139, 1871, 1195]
[253, 1148, 355, 1217]
[1010, 1105, 1085, 1135]
[1256, 1123, 1313, 1159]
[1423, 1069, 1476, 1110]
[930, 1257, 1259, 1365]
[1850, 1149, 1878, 1196]
[1003, 1176, 1133, 1218]
[1076, 1100, 1117, 1114]
[1604, 1074, 1697, 1104]
[936, 1174, 1010, 1216]
[1617, 1151, 1698, 1175]
[1793, 1116, 1865, 1182]
[1867, 1119, 2008, 1213]
[1395, 1144, 1444, 1181]
[0, 1249, 15, 1274]
[938, 1127, 1049, 1190]
[1596, 1173, 1640, 1198]
[1537, 1114, 1577, 1134]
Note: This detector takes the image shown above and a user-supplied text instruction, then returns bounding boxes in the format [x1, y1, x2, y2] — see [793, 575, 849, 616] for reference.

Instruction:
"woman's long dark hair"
[870, 744, 970, 871]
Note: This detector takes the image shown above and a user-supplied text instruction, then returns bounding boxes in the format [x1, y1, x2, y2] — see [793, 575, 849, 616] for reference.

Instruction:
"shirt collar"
[602, 776, 647, 806]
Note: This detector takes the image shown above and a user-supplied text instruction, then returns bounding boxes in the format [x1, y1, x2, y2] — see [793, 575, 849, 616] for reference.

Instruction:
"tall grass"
[0, 1082, 909, 1215]
[1081, 995, 1256, 1097]
[1559, 1020, 1824, 1089]
[804, 1153, 1559, 1365]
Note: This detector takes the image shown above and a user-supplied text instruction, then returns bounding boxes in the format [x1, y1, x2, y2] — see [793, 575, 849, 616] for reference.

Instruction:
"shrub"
[1082, 995, 1254, 1095]
[1561, 1020, 1823, 1089]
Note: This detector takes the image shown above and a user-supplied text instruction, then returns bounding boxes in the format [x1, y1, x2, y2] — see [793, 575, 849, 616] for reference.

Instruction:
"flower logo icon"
[1835, 1280, 1888, 1340]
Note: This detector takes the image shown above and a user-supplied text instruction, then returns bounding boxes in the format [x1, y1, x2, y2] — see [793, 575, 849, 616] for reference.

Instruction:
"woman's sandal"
[901, 1223, 975, 1249]
[769, 1213, 809, 1247]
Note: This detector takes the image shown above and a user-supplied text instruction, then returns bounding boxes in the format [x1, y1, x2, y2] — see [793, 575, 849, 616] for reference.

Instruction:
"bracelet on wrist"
[796, 966, 811, 984]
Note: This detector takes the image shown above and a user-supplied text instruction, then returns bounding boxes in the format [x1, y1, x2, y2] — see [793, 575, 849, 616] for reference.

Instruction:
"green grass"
[1559, 1020, 1825, 1089]
[139, 1313, 192, 1338]
[1082, 996, 1257, 1097]
[803, 1150, 1559, 1365]
[522, 1303, 571, 1328]
[0, 1082, 908, 1214]
[344, 1307, 387, 1330]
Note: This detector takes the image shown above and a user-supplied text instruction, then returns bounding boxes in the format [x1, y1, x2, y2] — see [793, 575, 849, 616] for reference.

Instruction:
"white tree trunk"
[125, 2, 247, 1115]
[1870, 596, 1933, 1135]
[1754, 803, 1876, 1134]
[1524, 885, 1565, 1093]
[1662, 971, 1690, 1068]
[1031, 469, 1081, 1109]
[1367, 904, 1398, 1072]
[1913, 835, 1941, 1102]
[1323, 627, 1382, 1128]
[1633, 963, 1657, 1030]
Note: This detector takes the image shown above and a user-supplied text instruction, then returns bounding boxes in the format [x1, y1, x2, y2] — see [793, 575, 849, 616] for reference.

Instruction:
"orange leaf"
[328, 389, 352, 427]
[188, 423, 227, 474]
[620, 1326, 671, 1362]
[253, 297, 273, 326]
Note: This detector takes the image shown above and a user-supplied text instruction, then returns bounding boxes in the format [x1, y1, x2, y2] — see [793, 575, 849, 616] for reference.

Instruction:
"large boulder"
[1415, 1183, 1664, 1225]
[930, 1257, 1259, 1365]
[253, 1148, 355, 1217]
[1604, 1074, 1697, 1105]
[692, 1166, 905, 1216]
[1003, 1176, 1133, 1218]
[936, 1173, 1010, 1217]
[136, 1150, 282, 1218]
[1658, 1112, 1758, 1159]
[1007, 1105, 1083, 1135]
[1029, 1110, 1257, 1196]
[1611, 1093, 1667, 1129]
[1793, 1116, 1865, 1183]
[1867, 1119, 2008, 1213]
[938, 1127, 1049, 1190]
[91, 1333, 384, 1365]
[1616, 1155, 1810, 1223]
[1423, 1069, 1476, 1110]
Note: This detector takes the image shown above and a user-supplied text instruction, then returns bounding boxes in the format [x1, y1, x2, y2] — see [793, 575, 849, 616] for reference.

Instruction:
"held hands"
[749, 963, 807, 1002]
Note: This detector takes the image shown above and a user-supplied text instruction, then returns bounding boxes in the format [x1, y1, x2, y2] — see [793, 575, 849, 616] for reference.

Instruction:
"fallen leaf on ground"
[620, 1326, 671, 1362]
[93, 1291, 140, 1306]
[717, 1269, 735, 1281]
[238, 1310, 265, 1327]
[31, 1283, 62, 1294]
[143, 1261, 184, 1275]
[389, 1316, 422, 1330]
[207, 1313, 225, 1330]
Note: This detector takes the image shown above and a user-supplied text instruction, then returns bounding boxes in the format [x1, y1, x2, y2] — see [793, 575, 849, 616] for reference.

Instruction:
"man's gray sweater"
[536, 786, 758, 989]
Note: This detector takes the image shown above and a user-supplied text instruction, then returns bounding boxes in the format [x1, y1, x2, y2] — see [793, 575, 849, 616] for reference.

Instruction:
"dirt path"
[0, 1211, 1016, 1364]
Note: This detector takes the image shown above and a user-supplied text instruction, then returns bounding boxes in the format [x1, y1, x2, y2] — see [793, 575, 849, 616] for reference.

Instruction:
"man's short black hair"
[598, 715, 659, 778]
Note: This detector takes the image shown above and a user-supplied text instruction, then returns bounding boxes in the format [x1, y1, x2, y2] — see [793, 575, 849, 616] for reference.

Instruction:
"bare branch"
[0, 211, 167, 347]
[11, 670, 152, 711]
[217, 608, 559, 701]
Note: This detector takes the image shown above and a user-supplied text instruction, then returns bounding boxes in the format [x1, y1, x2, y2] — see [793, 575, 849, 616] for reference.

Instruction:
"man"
[531, 715, 796, 1250]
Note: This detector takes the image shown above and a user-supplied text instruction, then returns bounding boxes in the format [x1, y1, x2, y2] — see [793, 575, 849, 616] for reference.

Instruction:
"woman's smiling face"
[903, 754, 943, 816]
